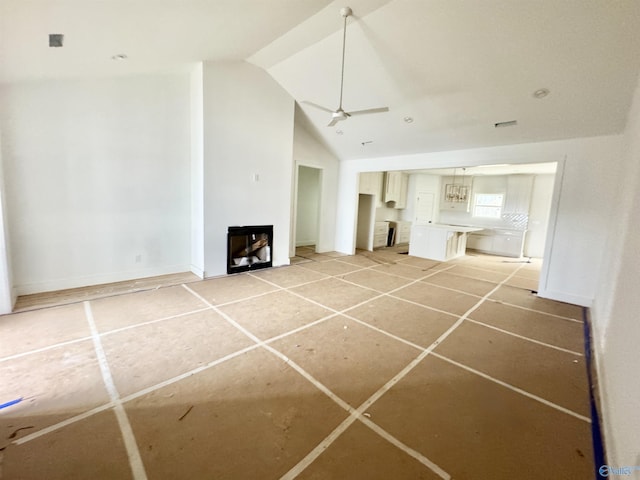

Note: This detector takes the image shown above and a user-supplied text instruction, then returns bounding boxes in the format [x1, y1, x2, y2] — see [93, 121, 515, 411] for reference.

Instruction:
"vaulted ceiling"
[2, 0, 640, 161]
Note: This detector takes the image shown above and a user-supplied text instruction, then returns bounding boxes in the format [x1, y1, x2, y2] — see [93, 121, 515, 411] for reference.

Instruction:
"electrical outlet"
[135, 254, 142, 263]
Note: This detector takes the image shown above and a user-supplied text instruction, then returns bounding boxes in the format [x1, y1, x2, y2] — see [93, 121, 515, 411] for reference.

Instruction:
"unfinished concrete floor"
[0, 247, 594, 479]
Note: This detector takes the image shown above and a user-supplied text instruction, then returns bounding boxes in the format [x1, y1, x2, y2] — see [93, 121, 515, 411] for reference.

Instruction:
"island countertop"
[421, 223, 485, 233]
[409, 224, 483, 261]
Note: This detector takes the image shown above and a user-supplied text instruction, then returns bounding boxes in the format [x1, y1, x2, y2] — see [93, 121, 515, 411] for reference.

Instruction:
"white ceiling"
[415, 162, 557, 177]
[2, 0, 640, 162]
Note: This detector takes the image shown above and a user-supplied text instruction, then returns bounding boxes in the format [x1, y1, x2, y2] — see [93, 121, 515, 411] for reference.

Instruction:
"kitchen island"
[409, 224, 484, 262]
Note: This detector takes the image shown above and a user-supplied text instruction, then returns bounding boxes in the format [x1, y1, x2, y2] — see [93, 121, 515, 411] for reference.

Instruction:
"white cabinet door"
[373, 221, 389, 248]
[395, 173, 409, 209]
[467, 234, 493, 251]
[359, 172, 383, 196]
[384, 172, 402, 203]
[504, 175, 533, 214]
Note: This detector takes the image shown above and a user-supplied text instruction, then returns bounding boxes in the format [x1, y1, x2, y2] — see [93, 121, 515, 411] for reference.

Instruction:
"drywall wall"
[591, 74, 640, 467]
[190, 63, 205, 278]
[202, 61, 294, 276]
[538, 136, 623, 306]
[0, 73, 192, 295]
[524, 174, 555, 258]
[336, 135, 623, 306]
[0, 138, 15, 314]
[292, 110, 339, 254]
[295, 166, 320, 246]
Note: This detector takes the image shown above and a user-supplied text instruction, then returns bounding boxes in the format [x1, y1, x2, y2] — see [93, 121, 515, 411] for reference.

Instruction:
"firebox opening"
[227, 225, 273, 274]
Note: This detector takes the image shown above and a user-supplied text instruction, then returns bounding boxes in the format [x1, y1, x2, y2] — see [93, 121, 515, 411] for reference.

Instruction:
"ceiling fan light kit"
[302, 6, 389, 127]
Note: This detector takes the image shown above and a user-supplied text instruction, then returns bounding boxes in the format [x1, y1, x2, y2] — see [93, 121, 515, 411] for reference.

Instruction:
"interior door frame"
[290, 162, 323, 258]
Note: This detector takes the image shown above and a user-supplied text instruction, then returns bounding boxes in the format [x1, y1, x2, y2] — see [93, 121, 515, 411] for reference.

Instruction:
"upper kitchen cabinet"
[384, 171, 402, 203]
[359, 172, 384, 196]
[395, 173, 409, 209]
[384, 171, 408, 209]
[504, 175, 534, 214]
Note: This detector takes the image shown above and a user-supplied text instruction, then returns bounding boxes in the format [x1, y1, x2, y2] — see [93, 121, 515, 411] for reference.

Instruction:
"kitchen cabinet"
[467, 229, 526, 257]
[504, 175, 533, 214]
[373, 221, 390, 248]
[383, 171, 409, 209]
[466, 233, 493, 252]
[359, 172, 384, 196]
[395, 174, 409, 209]
[409, 224, 483, 261]
[384, 171, 403, 204]
[389, 221, 412, 245]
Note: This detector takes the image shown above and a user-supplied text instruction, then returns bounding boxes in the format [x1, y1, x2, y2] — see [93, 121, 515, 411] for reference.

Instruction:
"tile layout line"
[8, 305, 340, 447]
[0, 335, 92, 363]
[431, 352, 591, 423]
[483, 298, 583, 323]
[184, 280, 452, 480]
[99, 307, 211, 337]
[341, 310, 591, 422]
[420, 279, 491, 298]
[12, 402, 115, 446]
[334, 255, 441, 272]
[279, 258, 532, 479]
[119, 310, 342, 405]
[464, 318, 584, 356]
[250, 263, 458, 317]
[0, 307, 212, 364]
[83, 302, 148, 480]
[5, 254, 576, 475]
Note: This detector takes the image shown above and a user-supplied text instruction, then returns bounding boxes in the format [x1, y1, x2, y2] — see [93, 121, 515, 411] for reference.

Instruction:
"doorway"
[355, 194, 375, 250]
[294, 165, 322, 252]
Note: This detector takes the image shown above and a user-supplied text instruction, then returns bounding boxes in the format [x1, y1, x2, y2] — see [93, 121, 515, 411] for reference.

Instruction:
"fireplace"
[227, 225, 273, 274]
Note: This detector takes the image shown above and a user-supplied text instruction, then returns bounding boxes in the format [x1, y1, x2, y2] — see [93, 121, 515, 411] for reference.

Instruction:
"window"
[473, 193, 504, 218]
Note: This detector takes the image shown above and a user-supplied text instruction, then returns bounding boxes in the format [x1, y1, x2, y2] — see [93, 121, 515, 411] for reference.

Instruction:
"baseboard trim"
[536, 288, 592, 307]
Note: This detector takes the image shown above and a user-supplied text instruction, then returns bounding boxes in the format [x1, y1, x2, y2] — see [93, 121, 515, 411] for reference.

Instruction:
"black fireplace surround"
[227, 225, 273, 274]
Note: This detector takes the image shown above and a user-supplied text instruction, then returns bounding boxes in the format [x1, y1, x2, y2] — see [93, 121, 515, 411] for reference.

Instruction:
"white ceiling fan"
[302, 6, 389, 127]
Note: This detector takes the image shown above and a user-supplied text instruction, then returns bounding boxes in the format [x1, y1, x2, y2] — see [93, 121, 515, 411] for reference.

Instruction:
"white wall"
[202, 61, 294, 276]
[0, 136, 15, 313]
[524, 174, 555, 258]
[538, 137, 623, 306]
[292, 111, 339, 254]
[591, 75, 640, 467]
[190, 63, 205, 278]
[295, 166, 320, 246]
[0, 74, 192, 295]
[336, 135, 623, 306]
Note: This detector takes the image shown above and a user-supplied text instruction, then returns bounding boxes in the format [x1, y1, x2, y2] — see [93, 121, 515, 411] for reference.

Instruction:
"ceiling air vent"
[49, 34, 64, 47]
[494, 120, 518, 128]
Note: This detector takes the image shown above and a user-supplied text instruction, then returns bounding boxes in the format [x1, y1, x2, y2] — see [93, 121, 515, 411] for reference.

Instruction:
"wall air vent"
[494, 120, 518, 128]
[49, 34, 64, 47]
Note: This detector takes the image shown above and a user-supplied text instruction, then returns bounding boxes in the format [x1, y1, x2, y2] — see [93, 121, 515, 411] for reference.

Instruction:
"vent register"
[49, 34, 64, 47]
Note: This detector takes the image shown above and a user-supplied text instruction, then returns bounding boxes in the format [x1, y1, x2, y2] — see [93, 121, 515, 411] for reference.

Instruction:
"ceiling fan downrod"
[337, 7, 352, 111]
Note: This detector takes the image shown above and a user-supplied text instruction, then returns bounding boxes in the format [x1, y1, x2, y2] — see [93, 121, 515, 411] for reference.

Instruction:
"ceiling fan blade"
[347, 107, 390, 116]
[301, 101, 334, 114]
[327, 117, 344, 127]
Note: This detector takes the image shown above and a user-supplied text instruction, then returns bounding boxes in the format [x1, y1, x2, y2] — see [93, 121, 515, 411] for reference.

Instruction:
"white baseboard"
[14, 264, 191, 296]
[536, 288, 592, 307]
[190, 264, 205, 279]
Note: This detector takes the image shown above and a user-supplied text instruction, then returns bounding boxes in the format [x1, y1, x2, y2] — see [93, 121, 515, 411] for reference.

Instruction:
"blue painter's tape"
[583, 309, 606, 477]
[0, 397, 23, 410]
